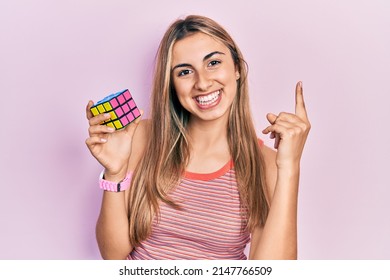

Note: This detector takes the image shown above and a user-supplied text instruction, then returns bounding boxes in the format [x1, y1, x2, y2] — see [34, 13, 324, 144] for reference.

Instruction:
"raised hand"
[85, 100, 143, 177]
[262, 81, 311, 169]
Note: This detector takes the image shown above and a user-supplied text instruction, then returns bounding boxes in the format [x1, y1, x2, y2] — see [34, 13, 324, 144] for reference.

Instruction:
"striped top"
[128, 160, 251, 260]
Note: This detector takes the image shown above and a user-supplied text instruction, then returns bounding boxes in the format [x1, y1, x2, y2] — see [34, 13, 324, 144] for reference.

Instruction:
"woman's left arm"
[249, 81, 311, 259]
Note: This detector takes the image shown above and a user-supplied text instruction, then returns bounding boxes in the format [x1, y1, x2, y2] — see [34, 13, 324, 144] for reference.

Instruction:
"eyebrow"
[171, 51, 225, 71]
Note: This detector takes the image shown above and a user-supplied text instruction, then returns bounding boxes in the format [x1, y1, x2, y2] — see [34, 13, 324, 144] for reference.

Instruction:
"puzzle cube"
[90, 89, 141, 130]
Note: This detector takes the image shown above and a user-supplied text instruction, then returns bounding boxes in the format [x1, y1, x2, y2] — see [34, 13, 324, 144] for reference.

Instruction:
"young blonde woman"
[85, 15, 310, 260]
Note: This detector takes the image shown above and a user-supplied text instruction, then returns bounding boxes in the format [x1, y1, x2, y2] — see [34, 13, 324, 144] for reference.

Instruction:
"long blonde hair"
[128, 15, 269, 246]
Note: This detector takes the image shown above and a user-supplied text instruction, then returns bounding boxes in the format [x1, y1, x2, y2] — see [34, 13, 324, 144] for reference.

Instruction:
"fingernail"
[299, 81, 303, 88]
[101, 138, 107, 143]
[104, 113, 111, 118]
[107, 127, 115, 132]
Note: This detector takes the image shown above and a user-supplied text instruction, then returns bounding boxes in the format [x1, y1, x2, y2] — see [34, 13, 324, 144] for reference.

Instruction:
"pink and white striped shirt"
[128, 160, 251, 260]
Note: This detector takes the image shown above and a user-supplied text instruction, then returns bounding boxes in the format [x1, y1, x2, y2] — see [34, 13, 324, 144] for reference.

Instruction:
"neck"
[187, 114, 229, 152]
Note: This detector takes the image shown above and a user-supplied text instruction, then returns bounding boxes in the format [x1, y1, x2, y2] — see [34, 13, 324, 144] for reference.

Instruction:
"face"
[171, 32, 239, 123]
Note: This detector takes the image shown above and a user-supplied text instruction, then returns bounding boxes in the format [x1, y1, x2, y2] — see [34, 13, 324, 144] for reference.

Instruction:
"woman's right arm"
[85, 100, 147, 259]
[96, 120, 149, 259]
[95, 177, 132, 259]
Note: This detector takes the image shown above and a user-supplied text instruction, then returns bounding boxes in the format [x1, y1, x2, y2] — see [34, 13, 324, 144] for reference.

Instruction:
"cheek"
[173, 79, 192, 98]
[172, 80, 192, 109]
[214, 66, 237, 84]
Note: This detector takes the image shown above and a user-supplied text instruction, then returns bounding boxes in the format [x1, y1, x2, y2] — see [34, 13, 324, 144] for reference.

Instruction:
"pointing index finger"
[295, 81, 308, 120]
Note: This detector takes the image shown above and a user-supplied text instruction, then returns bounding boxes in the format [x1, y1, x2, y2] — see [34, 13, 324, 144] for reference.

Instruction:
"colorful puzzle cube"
[90, 89, 141, 130]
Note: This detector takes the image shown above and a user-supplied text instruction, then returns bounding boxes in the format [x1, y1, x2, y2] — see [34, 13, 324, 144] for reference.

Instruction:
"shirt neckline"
[183, 138, 263, 181]
[184, 159, 234, 181]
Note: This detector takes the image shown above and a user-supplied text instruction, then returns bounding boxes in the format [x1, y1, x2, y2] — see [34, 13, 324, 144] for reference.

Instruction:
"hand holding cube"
[85, 89, 143, 178]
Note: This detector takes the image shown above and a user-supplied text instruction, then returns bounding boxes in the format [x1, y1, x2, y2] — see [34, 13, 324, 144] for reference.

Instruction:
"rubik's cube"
[90, 89, 141, 130]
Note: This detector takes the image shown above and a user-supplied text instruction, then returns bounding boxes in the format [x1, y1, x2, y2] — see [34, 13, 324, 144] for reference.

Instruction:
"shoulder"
[127, 119, 151, 172]
[259, 141, 277, 202]
[259, 142, 276, 165]
[257, 138, 276, 165]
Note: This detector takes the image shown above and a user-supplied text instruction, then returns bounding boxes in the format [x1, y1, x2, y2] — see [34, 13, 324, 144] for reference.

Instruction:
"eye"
[177, 69, 192, 77]
[208, 60, 221, 67]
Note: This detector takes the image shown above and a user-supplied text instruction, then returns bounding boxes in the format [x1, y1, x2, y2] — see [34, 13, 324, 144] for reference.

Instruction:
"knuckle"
[301, 122, 311, 132]
[289, 129, 297, 137]
[279, 112, 287, 119]
[294, 127, 302, 134]
[89, 117, 96, 126]
[285, 129, 294, 138]
[287, 127, 301, 137]
[89, 114, 106, 126]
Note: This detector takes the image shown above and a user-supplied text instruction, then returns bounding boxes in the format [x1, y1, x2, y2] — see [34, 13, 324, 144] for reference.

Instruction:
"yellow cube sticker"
[90, 107, 99, 116]
[103, 102, 112, 111]
[113, 120, 123, 129]
[109, 111, 117, 120]
[97, 104, 105, 113]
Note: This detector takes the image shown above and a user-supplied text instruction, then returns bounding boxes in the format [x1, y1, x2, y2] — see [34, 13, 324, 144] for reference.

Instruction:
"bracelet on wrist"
[99, 170, 133, 192]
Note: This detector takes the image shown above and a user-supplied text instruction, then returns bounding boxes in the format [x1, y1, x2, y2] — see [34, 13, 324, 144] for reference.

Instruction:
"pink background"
[1, 0, 389, 259]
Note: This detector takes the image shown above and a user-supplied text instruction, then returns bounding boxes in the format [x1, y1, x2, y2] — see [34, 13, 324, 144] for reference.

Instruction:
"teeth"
[196, 90, 220, 105]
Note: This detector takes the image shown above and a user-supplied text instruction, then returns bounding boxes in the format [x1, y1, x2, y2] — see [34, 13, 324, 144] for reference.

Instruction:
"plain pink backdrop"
[1, 0, 389, 259]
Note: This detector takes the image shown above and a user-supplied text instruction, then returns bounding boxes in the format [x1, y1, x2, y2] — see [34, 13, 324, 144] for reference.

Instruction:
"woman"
[85, 15, 310, 260]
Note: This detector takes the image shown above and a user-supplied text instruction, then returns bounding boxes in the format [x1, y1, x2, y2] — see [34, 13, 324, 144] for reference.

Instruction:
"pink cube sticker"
[110, 98, 119, 108]
[121, 115, 129, 126]
[122, 103, 130, 113]
[124, 90, 131, 100]
[127, 113, 135, 123]
[115, 107, 124, 117]
[129, 99, 136, 109]
[117, 94, 125, 105]
[132, 108, 141, 118]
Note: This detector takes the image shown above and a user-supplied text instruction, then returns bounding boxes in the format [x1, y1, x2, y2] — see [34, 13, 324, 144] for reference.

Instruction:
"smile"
[194, 90, 221, 107]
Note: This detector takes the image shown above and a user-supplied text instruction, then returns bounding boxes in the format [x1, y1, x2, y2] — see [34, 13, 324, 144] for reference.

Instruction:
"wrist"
[276, 159, 300, 172]
[276, 164, 300, 184]
[103, 166, 129, 182]
[274, 165, 300, 198]
[277, 168, 300, 181]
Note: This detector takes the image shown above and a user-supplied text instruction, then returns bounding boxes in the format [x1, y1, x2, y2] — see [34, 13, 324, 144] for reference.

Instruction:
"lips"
[193, 90, 222, 109]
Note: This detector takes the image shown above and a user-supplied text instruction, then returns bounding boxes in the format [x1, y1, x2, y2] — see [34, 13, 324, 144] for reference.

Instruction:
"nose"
[194, 71, 212, 91]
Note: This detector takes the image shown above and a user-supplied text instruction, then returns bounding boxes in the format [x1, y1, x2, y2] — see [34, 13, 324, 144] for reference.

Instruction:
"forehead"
[172, 32, 229, 63]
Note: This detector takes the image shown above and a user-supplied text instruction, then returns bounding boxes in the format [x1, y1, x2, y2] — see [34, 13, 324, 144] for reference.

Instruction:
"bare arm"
[249, 146, 299, 259]
[249, 82, 310, 259]
[95, 120, 149, 259]
[85, 100, 147, 259]
[96, 180, 132, 259]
